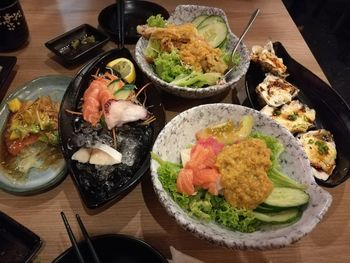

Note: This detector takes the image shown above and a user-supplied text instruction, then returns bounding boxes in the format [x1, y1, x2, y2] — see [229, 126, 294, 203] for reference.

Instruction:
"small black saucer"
[98, 1, 169, 44]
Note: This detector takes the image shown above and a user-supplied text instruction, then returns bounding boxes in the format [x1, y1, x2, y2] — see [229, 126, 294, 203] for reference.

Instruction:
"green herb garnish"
[315, 140, 329, 155]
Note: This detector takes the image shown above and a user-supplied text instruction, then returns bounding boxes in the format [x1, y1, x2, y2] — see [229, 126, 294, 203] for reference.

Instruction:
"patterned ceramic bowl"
[135, 5, 250, 99]
[150, 103, 332, 249]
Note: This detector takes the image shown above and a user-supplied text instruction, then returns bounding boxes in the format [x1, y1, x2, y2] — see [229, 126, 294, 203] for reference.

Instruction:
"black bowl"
[58, 48, 165, 209]
[98, 1, 169, 44]
[45, 24, 110, 65]
[52, 234, 168, 263]
[245, 41, 350, 187]
[0, 211, 42, 263]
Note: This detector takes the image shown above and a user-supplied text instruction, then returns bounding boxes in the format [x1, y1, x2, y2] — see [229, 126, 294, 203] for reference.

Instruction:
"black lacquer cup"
[0, 0, 29, 51]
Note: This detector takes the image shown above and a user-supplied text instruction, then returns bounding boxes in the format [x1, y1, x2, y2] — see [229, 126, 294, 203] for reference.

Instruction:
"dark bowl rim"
[52, 233, 168, 263]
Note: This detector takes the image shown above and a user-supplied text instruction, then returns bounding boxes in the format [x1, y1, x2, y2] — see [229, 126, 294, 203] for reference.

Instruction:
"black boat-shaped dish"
[58, 48, 165, 208]
[245, 41, 350, 187]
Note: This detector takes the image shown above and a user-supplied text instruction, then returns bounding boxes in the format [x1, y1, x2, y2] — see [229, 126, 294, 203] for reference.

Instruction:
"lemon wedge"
[106, 58, 136, 83]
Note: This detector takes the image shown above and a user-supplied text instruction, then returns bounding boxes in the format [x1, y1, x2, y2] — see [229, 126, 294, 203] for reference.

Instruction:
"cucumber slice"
[263, 187, 309, 208]
[254, 205, 281, 213]
[197, 21, 228, 48]
[114, 89, 132, 100]
[253, 208, 301, 224]
[192, 15, 209, 27]
[197, 15, 226, 29]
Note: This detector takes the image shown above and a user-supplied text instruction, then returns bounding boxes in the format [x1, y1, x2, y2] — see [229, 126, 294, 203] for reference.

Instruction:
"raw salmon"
[197, 137, 224, 155]
[193, 168, 220, 186]
[186, 144, 216, 170]
[176, 168, 195, 195]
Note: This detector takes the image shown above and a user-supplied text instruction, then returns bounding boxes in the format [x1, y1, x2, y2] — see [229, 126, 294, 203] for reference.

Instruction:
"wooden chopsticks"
[60, 212, 101, 263]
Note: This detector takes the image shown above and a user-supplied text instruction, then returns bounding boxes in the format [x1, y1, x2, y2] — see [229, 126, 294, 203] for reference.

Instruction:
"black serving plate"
[245, 41, 350, 187]
[0, 56, 16, 102]
[52, 234, 168, 263]
[45, 24, 110, 65]
[98, 1, 169, 44]
[0, 211, 42, 263]
[58, 48, 165, 209]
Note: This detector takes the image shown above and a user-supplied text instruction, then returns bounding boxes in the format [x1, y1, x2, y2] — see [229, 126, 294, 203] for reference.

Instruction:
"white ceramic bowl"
[135, 5, 250, 99]
[150, 103, 332, 249]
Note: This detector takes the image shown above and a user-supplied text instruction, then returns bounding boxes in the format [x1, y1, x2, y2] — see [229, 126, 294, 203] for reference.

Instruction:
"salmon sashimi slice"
[176, 168, 195, 196]
[186, 144, 216, 170]
[197, 137, 224, 155]
[193, 168, 221, 196]
[202, 181, 221, 196]
[193, 168, 219, 186]
[82, 78, 113, 126]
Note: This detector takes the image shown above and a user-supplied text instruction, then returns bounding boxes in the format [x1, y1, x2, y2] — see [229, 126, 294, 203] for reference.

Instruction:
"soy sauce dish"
[59, 48, 165, 209]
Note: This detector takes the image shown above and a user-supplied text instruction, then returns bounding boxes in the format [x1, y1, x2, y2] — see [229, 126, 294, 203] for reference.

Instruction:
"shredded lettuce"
[151, 152, 259, 233]
[146, 14, 167, 28]
[153, 51, 191, 82]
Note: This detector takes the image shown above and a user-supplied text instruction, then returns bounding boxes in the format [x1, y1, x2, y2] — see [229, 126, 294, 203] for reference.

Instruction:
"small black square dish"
[45, 24, 110, 65]
[98, 1, 169, 44]
[0, 211, 42, 263]
[0, 56, 17, 102]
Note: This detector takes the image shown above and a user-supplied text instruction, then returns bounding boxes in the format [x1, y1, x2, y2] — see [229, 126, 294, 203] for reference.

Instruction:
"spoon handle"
[231, 8, 260, 57]
[224, 8, 260, 80]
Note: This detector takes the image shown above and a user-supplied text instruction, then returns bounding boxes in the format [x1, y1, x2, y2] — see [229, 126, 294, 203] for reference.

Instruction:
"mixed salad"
[137, 14, 240, 88]
[1, 96, 62, 179]
[152, 116, 309, 233]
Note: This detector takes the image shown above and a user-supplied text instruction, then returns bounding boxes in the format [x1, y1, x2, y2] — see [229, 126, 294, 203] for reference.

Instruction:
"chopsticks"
[60, 212, 101, 263]
[116, 0, 125, 49]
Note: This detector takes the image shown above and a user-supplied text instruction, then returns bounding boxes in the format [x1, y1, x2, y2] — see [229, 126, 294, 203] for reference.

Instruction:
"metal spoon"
[224, 8, 260, 80]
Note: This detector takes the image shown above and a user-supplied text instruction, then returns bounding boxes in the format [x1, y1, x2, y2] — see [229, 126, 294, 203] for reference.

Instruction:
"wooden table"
[1, 1, 349, 262]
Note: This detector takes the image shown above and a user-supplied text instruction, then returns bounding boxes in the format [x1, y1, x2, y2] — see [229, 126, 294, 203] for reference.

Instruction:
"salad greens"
[250, 131, 308, 190]
[143, 14, 242, 88]
[146, 14, 167, 28]
[151, 152, 259, 233]
[153, 50, 190, 82]
[170, 72, 221, 88]
[152, 130, 308, 232]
